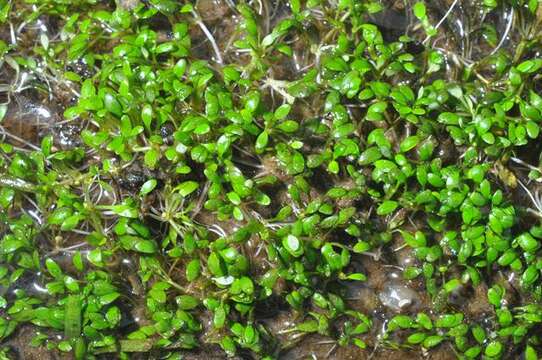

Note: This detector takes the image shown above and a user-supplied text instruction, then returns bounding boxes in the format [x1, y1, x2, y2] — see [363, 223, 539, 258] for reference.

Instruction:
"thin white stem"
[209, 224, 227, 238]
[71, 229, 91, 235]
[510, 156, 540, 172]
[437, 0, 458, 30]
[232, 157, 263, 169]
[46, 241, 89, 256]
[254, 242, 264, 258]
[518, 180, 542, 213]
[192, 11, 223, 64]
[325, 344, 338, 358]
[490, 7, 514, 55]
[190, 180, 210, 219]
[9, 23, 16, 45]
[0, 128, 41, 151]
[22, 193, 40, 211]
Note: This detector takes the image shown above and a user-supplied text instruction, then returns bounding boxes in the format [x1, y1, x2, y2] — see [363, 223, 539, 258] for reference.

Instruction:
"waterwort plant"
[0, 0, 542, 359]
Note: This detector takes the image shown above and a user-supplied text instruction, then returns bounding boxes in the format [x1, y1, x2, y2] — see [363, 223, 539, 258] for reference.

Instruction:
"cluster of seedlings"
[0, 0, 542, 359]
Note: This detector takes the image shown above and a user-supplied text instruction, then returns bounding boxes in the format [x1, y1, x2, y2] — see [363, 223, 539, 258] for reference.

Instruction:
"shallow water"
[0, 0, 540, 359]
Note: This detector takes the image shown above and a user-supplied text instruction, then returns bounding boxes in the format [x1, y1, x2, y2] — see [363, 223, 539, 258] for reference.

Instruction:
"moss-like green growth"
[0, 0, 541, 359]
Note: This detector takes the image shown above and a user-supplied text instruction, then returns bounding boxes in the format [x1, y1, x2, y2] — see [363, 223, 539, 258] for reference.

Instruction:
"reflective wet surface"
[0, 0, 539, 359]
